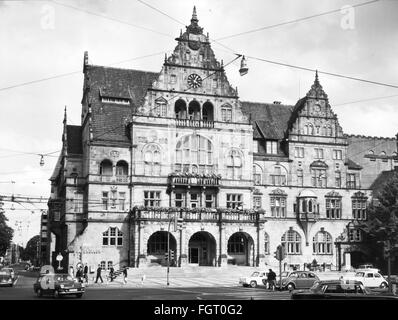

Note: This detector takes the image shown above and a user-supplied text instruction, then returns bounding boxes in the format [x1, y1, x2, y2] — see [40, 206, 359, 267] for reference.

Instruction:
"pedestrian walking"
[95, 264, 103, 283]
[69, 265, 74, 278]
[267, 269, 276, 291]
[76, 266, 83, 283]
[83, 264, 89, 283]
[122, 266, 128, 284]
[109, 266, 115, 282]
[141, 274, 146, 285]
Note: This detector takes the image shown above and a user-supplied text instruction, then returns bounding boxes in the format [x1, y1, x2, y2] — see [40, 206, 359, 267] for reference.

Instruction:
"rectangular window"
[226, 194, 242, 209]
[170, 74, 177, 84]
[294, 147, 304, 158]
[205, 194, 214, 208]
[266, 141, 278, 154]
[326, 198, 342, 219]
[270, 196, 286, 218]
[110, 190, 117, 208]
[53, 211, 60, 222]
[102, 192, 109, 210]
[335, 171, 341, 188]
[253, 140, 258, 153]
[144, 191, 161, 207]
[119, 192, 125, 211]
[175, 193, 184, 207]
[352, 199, 367, 220]
[221, 107, 232, 122]
[212, 79, 218, 88]
[333, 149, 343, 160]
[347, 174, 357, 189]
[253, 196, 262, 209]
[190, 193, 199, 208]
[297, 170, 303, 186]
[314, 148, 324, 159]
[73, 192, 83, 213]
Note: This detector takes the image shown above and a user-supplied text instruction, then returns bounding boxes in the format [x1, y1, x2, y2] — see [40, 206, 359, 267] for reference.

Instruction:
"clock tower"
[138, 6, 246, 123]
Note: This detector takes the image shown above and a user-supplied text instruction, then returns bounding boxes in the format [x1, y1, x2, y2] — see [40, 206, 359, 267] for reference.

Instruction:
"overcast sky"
[1, 0, 397, 246]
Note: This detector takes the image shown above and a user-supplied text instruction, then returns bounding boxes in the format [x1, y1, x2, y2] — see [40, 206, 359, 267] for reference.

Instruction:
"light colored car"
[342, 270, 388, 288]
[281, 271, 319, 291]
[239, 271, 268, 288]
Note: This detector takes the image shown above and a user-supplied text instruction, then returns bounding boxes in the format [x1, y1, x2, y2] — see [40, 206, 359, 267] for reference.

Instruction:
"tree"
[21, 235, 41, 264]
[359, 171, 398, 290]
[0, 209, 14, 256]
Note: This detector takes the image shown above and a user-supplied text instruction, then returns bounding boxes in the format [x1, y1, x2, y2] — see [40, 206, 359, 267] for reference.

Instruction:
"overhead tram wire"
[215, 0, 381, 41]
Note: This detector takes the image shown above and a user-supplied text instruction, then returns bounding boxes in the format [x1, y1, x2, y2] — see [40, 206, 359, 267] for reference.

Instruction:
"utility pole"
[387, 239, 392, 294]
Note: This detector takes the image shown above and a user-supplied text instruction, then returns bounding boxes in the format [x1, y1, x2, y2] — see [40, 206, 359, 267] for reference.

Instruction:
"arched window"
[313, 230, 332, 254]
[226, 149, 242, 179]
[253, 164, 262, 185]
[202, 101, 214, 121]
[147, 232, 169, 254]
[175, 134, 213, 174]
[368, 150, 374, 155]
[102, 227, 123, 246]
[380, 151, 386, 156]
[264, 232, 270, 254]
[174, 99, 187, 119]
[116, 160, 128, 182]
[306, 123, 314, 135]
[221, 104, 232, 122]
[100, 159, 113, 177]
[281, 229, 301, 255]
[144, 144, 161, 176]
[188, 100, 200, 120]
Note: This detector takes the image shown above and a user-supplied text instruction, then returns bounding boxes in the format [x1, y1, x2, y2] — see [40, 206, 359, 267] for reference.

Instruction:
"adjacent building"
[47, 8, 398, 272]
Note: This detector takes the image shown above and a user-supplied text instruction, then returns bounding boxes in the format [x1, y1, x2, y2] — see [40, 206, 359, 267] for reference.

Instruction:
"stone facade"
[48, 8, 397, 273]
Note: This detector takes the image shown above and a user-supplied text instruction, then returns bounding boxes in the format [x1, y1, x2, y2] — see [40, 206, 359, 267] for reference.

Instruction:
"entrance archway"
[147, 231, 177, 266]
[227, 232, 255, 266]
[188, 231, 216, 266]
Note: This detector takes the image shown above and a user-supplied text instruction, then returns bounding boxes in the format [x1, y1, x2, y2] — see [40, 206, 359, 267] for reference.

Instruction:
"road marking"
[13, 276, 19, 286]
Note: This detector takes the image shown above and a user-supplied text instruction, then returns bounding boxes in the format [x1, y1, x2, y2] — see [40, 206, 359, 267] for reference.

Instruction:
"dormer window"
[266, 141, 278, 155]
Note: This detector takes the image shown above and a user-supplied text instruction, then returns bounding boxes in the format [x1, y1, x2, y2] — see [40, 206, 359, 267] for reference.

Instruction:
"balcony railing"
[175, 119, 214, 128]
[169, 174, 220, 187]
[65, 177, 87, 185]
[131, 207, 265, 223]
[298, 212, 320, 221]
[88, 174, 129, 183]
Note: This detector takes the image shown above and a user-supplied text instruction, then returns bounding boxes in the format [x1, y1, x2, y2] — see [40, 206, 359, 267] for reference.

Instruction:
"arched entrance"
[147, 231, 177, 266]
[188, 232, 216, 266]
[227, 232, 255, 266]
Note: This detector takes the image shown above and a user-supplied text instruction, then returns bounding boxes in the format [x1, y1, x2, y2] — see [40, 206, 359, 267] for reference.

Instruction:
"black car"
[33, 273, 85, 298]
[292, 280, 398, 300]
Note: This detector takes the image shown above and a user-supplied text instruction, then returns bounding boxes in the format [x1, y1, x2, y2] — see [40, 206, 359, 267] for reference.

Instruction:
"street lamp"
[56, 253, 63, 271]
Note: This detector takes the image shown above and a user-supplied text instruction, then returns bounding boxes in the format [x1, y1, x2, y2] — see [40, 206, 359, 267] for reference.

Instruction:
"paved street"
[0, 270, 291, 300]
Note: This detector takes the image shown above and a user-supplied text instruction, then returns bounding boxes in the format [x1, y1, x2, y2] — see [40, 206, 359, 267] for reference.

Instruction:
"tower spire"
[192, 6, 198, 22]
[315, 70, 319, 86]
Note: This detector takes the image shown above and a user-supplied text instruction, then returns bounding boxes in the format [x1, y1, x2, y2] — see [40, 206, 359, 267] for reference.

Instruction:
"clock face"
[187, 73, 202, 89]
[314, 104, 321, 114]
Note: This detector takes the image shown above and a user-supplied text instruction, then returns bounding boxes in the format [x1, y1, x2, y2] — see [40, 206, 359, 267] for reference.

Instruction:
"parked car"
[281, 271, 319, 291]
[0, 269, 14, 287]
[292, 280, 398, 300]
[275, 271, 292, 287]
[239, 271, 268, 288]
[33, 273, 85, 298]
[342, 270, 388, 288]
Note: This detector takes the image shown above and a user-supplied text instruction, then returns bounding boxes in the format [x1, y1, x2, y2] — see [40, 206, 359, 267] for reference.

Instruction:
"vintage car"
[281, 271, 319, 291]
[292, 280, 398, 300]
[33, 273, 85, 298]
[1, 267, 16, 282]
[342, 270, 388, 288]
[239, 271, 268, 288]
[0, 269, 14, 287]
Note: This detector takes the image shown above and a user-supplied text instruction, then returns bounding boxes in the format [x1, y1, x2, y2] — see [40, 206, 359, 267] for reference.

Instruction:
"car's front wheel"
[287, 283, 295, 291]
[76, 293, 83, 298]
[53, 290, 60, 298]
[36, 289, 42, 297]
[250, 281, 257, 288]
[380, 282, 388, 289]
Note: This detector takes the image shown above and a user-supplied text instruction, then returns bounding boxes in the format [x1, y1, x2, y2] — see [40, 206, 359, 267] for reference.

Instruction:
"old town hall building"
[47, 8, 398, 272]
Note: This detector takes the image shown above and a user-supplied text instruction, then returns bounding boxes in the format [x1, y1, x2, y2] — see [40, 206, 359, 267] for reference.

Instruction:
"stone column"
[257, 222, 265, 267]
[138, 221, 146, 267]
[218, 220, 227, 267]
[132, 222, 139, 267]
[179, 220, 188, 266]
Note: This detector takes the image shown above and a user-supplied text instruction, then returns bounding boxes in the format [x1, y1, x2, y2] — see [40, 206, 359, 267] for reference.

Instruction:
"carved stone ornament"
[110, 150, 119, 158]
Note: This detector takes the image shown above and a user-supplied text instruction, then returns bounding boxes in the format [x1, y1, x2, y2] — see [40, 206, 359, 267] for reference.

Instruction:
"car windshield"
[251, 272, 259, 277]
[281, 272, 290, 277]
[54, 274, 74, 281]
[0, 270, 10, 275]
[355, 272, 365, 277]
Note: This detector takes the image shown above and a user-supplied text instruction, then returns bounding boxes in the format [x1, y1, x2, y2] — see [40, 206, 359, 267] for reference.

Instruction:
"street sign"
[56, 253, 63, 261]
